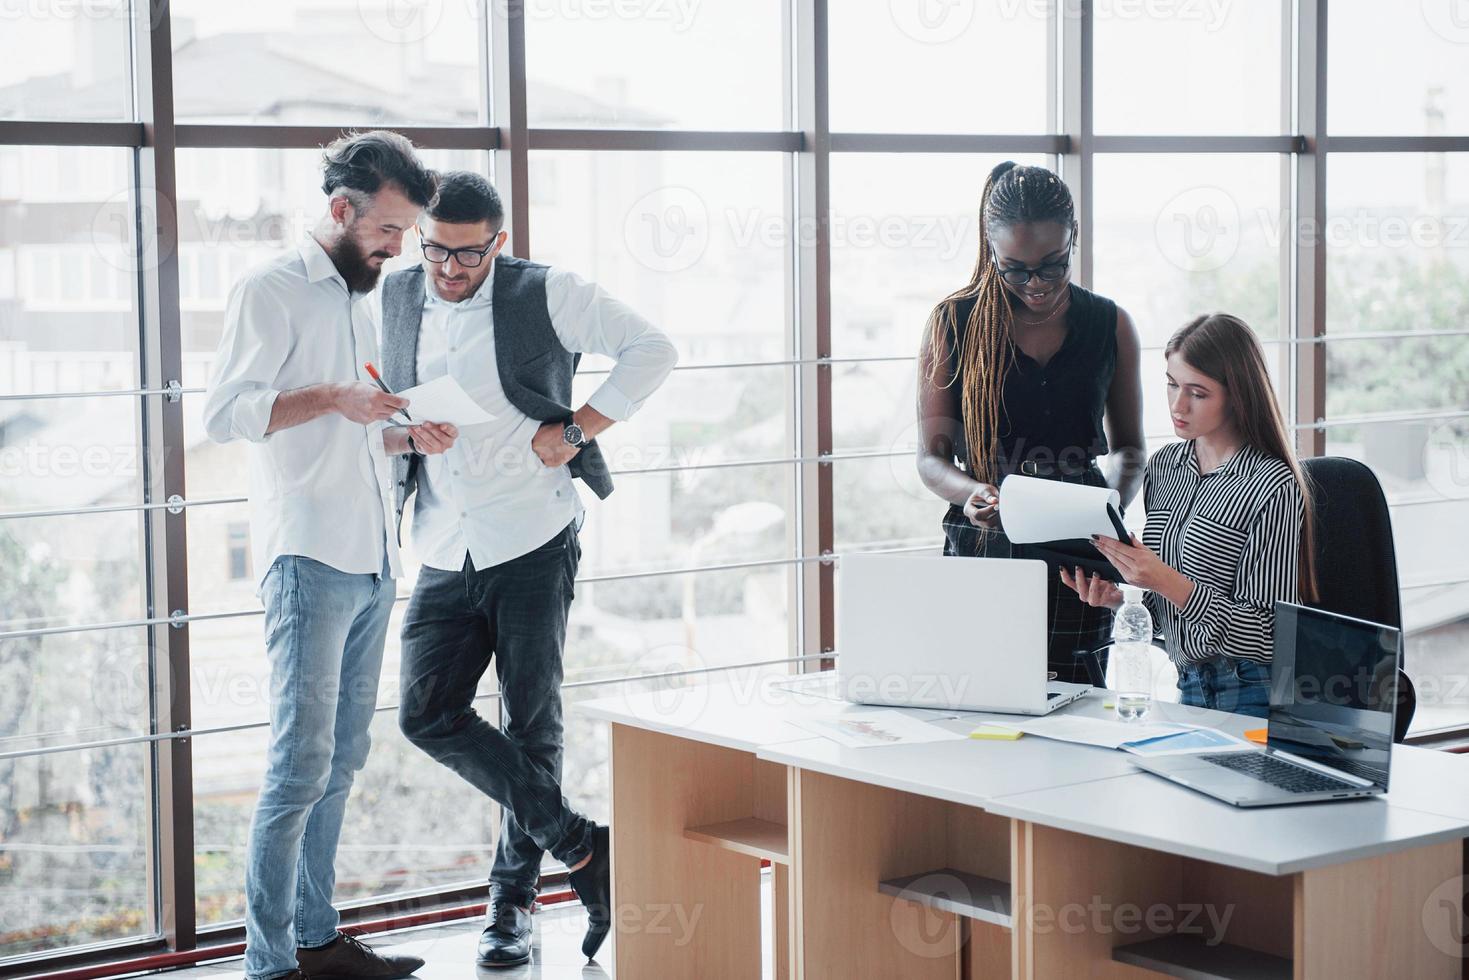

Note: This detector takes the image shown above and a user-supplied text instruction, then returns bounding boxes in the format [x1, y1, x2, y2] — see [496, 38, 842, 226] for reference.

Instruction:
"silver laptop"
[1132, 602, 1399, 807]
[835, 553, 1090, 715]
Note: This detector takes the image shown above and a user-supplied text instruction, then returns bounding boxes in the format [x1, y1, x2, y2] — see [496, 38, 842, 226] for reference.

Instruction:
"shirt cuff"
[1177, 578, 1215, 625]
[585, 380, 640, 422]
[231, 388, 281, 443]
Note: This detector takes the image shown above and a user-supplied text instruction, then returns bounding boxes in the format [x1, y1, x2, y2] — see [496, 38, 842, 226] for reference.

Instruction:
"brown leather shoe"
[296, 933, 424, 979]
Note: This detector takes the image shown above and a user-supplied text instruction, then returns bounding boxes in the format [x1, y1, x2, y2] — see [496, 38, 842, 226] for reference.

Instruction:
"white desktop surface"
[576, 674, 1469, 876]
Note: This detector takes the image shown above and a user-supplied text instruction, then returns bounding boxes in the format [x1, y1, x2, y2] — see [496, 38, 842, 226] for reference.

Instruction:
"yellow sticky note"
[969, 725, 1023, 741]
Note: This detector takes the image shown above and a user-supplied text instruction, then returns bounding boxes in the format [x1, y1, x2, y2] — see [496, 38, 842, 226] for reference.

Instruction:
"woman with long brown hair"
[1063, 313, 1318, 717]
[917, 161, 1146, 684]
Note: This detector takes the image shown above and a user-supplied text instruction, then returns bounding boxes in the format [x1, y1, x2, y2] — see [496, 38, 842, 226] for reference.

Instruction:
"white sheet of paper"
[791, 710, 970, 748]
[1004, 714, 1189, 749]
[391, 375, 494, 427]
[998, 474, 1123, 543]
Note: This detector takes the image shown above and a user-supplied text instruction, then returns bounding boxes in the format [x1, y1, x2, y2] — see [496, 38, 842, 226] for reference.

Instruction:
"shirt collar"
[1177, 439, 1258, 479]
[423, 256, 496, 309]
[299, 235, 347, 289]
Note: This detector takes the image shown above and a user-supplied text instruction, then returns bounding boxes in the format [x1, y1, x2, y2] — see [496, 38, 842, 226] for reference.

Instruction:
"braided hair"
[924, 162, 1077, 485]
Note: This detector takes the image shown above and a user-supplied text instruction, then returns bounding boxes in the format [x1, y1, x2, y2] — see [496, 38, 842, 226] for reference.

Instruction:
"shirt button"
[460, 511, 467, 518]
[452, 470, 461, 476]
[450, 346, 458, 353]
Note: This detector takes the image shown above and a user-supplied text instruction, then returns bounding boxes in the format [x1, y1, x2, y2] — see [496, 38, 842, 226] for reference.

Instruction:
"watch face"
[564, 423, 585, 447]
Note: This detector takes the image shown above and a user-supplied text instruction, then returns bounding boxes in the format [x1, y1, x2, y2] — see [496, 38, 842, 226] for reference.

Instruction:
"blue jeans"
[398, 522, 593, 907]
[244, 555, 395, 980]
[1176, 656, 1271, 719]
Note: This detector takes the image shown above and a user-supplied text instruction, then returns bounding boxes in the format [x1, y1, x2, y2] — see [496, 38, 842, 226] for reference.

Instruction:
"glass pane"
[0, 743, 152, 959]
[567, 564, 792, 684]
[1093, 1, 1283, 135]
[830, 153, 1049, 359]
[1325, 423, 1469, 736]
[529, 150, 788, 364]
[169, 1, 482, 125]
[0, 4, 132, 121]
[572, 363, 792, 475]
[1092, 154, 1284, 348]
[0, 146, 141, 393]
[833, 359, 913, 455]
[576, 464, 793, 580]
[828, 3, 1048, 134]
[832, 457, 943, 554]
[1325, 154, 1469, 335]
[525, 0, 783, 129]
[1327, 335, 1467, 418]
[0, 626, 149, 754]
[0, 395, 143, 510]
[0, 513, 145, 633]
[1329, 5, 1469, 136]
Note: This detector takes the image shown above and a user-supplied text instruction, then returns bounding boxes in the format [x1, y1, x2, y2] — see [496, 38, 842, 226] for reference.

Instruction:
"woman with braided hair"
[916, 161, 1146, 684]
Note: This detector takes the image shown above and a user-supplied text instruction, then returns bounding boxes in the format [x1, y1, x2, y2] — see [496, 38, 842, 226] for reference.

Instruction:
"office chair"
[1073, 457, 1415, 743]
[1301, 456, 1416, 743]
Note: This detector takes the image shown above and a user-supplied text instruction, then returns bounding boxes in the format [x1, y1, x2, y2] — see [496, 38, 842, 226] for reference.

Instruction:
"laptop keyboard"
[1199, 752, 1360, 794]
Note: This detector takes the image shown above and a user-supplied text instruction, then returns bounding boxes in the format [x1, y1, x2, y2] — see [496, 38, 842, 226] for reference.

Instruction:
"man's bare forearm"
[266, 383, 342, 435]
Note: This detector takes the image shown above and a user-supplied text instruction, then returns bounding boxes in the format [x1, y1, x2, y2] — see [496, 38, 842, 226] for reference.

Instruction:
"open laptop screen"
[1266, 602, 1400, 790]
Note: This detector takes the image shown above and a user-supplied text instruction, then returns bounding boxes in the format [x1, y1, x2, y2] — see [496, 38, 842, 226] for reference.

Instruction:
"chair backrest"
[1299, 456, 1415, 742]
[1300, 456, 1403, 629]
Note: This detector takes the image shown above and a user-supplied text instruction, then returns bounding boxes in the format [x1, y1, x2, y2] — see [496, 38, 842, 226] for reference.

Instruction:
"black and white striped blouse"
[1139, 440, 1304, 666]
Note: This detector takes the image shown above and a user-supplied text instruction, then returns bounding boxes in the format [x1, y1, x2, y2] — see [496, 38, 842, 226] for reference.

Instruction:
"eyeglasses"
[991, 251, 1072, 286]
[419, 232, 500, 268]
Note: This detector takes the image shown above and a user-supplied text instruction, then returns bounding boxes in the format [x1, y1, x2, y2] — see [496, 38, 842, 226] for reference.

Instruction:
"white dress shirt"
[383, 260, 676, 572]
[203, 237, 402, 593]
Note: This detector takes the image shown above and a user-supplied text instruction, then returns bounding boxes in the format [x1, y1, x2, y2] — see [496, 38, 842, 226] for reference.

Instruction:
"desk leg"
[1293, 838, 1460, 980]
[610, 723, 763, 979]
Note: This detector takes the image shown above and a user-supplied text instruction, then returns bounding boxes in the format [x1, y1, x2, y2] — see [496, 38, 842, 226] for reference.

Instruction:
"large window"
[3, 0, 1467, 971]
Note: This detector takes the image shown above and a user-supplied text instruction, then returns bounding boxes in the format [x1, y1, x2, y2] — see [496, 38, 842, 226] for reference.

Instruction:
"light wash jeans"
[243, 555, 394, 980]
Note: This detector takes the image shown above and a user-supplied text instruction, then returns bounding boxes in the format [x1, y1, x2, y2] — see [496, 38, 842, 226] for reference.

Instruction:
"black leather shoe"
[567, 823, 611, 960]
[476, 898, 533, 967]
[296, 932, 424, 979]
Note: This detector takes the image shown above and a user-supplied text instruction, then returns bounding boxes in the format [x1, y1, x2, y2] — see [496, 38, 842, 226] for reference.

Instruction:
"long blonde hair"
[1166, 313, 1319, 603]
[923, 162, 1076, 484]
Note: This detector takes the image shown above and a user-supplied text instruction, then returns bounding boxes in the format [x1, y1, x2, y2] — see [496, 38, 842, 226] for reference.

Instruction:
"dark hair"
[320, 130, 437, 208]
[922, 161, 1077, 484]
[425, 170, 504, 228]
[1166, 313, 1319, 603]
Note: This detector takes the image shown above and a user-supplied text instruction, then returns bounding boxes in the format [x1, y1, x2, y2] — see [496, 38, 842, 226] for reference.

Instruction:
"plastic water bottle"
[1112, 585, 1154, 721]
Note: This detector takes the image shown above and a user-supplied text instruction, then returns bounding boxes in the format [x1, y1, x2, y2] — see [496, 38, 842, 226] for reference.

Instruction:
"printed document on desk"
[791, 710, 970, 749]
[1005, 714, 1190, 749]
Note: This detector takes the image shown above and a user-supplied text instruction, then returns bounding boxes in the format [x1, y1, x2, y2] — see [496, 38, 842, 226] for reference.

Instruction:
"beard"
[327, 226, 392, 294]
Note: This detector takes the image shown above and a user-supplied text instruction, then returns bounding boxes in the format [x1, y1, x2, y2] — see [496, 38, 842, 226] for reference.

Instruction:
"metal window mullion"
[1295, 0, 1328, 459]
[1060, 0, 1094, 286]
[792, 0, 833, 671]
[489, 0, 529, 257]
[132, 0, 195, 952]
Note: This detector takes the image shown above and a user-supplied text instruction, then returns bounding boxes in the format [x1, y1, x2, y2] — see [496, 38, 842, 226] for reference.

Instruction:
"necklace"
[1012, 291, 1070, 328]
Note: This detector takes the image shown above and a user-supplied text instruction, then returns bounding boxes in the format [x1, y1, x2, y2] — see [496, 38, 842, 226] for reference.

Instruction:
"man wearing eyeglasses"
[372, 171, 677, 967]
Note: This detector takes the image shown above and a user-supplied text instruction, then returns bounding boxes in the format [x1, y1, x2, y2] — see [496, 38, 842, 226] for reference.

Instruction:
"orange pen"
[363, 362, 413, 423]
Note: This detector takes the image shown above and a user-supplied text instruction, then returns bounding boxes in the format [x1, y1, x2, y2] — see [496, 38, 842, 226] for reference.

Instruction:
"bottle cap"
[1121, 585, 1144, 604]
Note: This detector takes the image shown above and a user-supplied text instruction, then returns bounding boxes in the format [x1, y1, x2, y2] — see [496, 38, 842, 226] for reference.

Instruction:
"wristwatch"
[562, 422, 587, 449]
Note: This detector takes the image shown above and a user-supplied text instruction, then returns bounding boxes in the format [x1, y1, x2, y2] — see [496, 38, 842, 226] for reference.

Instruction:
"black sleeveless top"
[944, 282, 1117, 479]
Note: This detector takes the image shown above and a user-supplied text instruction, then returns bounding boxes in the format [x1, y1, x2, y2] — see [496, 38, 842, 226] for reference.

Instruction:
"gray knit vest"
[380, 258, 614, 541]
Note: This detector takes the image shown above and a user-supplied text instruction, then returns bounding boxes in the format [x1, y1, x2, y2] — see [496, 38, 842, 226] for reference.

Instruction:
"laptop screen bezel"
[1266, 601, 1401, 790]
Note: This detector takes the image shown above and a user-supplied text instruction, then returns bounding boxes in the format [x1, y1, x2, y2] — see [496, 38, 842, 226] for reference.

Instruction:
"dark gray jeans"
[398, 521, 592, 905]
